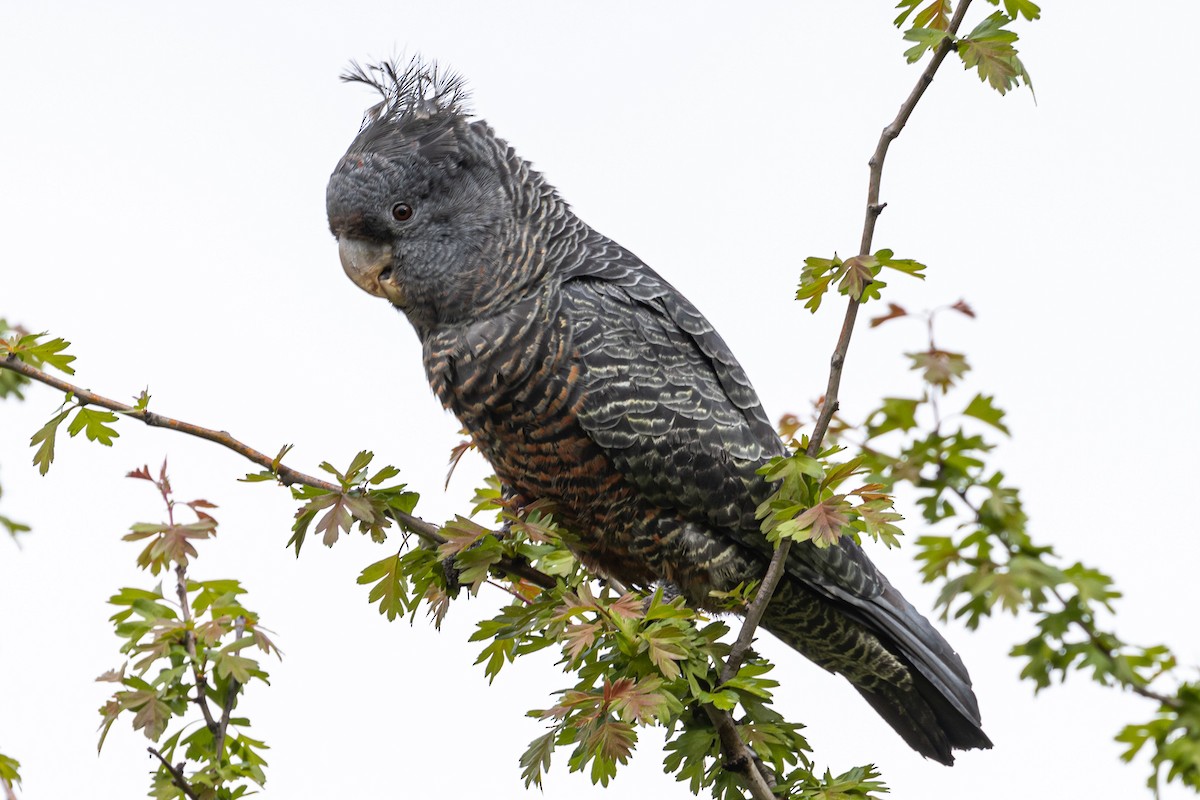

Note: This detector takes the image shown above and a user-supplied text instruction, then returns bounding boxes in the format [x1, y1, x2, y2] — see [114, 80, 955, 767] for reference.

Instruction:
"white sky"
[1, 2, 1197, 799]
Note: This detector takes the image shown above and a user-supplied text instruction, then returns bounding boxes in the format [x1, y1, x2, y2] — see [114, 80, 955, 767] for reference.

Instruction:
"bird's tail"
[762, 576, 992, 765]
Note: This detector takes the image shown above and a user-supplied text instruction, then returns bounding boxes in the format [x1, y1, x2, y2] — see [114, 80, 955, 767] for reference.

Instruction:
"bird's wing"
[559, 244, 986, 725]
[560, 248, 781, 527]
[560, 243, 887, 597]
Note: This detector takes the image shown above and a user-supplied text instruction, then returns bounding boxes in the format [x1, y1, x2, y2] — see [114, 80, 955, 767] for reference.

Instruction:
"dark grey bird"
[325, 57, 991, 764]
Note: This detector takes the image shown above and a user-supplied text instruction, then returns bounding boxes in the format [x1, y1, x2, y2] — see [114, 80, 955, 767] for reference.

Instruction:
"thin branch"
[485, 578, 534, 604]
[0, 355, 556, 591]
[214, 616, 246, 758]
[860, 0, 973, 256]
[703, 706, 777, 800]
[723, 0, 976, 688]
[711, 8, 980, 793]
[147, 747, 201, 800]
[1, 354, 341, 492]
[175, 563, 219, 734]
[949, 484, 1184, 711]
[2, 776, 16, 800]
[1046, 585, 1182, 709]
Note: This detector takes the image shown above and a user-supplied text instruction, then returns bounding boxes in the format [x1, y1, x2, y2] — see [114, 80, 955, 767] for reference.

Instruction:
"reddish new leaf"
[793, 499, 851, 547]
[870, 302, 909, 327]
[126, 465, 153, 482]
[564, 620, 602, 665]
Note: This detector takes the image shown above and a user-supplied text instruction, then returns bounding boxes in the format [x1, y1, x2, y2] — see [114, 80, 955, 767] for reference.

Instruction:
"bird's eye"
[391, 202, 414, 222]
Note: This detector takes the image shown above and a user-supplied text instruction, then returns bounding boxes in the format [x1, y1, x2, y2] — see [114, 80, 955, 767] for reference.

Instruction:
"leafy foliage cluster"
[0, 319, 33, 543]
[809, 300, 1199, 796]
[0, 319, 29, 796]
[96, 463, 278, 799]
[896, 0, 1040, 95]
[355, 481, 888, 799]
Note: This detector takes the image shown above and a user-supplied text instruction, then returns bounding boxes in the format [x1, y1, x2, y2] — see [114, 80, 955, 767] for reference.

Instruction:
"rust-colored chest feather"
[421, 292, 658, 584]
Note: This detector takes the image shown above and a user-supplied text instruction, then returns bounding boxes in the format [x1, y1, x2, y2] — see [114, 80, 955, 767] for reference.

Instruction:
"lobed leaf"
[67, 406, 120, 445]
[30, 409, 70, 475]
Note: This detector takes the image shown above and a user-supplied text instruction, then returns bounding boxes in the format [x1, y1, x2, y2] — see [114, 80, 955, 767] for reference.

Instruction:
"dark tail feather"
[857, 583, 993, 764]
[853, 663, 993, 765]
[762, 574, 992, 764]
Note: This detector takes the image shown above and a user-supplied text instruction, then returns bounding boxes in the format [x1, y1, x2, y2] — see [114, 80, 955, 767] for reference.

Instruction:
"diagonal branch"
[712, 4, 977, 793]
[0, 354, 555, 591]
[147, 747, 201, 800]
[723, 0, 975, 688]
[947, 483, 1184, 711]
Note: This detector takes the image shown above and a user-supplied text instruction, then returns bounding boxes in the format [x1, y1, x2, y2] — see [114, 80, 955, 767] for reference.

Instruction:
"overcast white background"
[2, 2, 1197, 798]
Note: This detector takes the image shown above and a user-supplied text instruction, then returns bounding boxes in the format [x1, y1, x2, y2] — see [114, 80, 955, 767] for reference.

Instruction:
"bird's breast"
[421, 300, 656, 585]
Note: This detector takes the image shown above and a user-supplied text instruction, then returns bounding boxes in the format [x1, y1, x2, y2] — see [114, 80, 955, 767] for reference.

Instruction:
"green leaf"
[1, 513, 32, 540]
[13, 333, 77, 374]
[214, 651, 258, 684]
[797, 255, 843, 313]
[902, 26, 952, 63]
[369, 465, 401, 485]
[0, 752, 22, 789]
[1004, 0, 1041, 21]
[858, 499, 904, 549]
[962, 393, 1010, 434]
[358, 553, 408, 621]
[895, 0, 951, 30]
[345, 450, 374, 483]
[875, 248, 927, 278]
[958, 11, 1033, 96]
[520, 730, 557, 789]
[271, 443, 294, 472]
[866, 397, 921, 439]
[67, 406, 120, 445]
[30, 409, 70, 475]
[907, 349, 970, 390]
[127, 690, 173, 741]
[642, 627, 689, 681]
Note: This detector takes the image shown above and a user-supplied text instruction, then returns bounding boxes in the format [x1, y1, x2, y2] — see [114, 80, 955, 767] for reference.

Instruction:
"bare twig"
[0, 355, 556, 590]
[485, 578, 533, 604]
[147, 747, 201, 800]
[860, 0, 973, 257]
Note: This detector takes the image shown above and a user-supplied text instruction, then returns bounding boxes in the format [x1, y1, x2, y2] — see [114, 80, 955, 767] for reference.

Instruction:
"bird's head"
[327, 58, 526, 333]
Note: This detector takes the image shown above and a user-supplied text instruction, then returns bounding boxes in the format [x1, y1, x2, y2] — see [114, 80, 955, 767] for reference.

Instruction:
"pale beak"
[338, 237, 406, 306]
